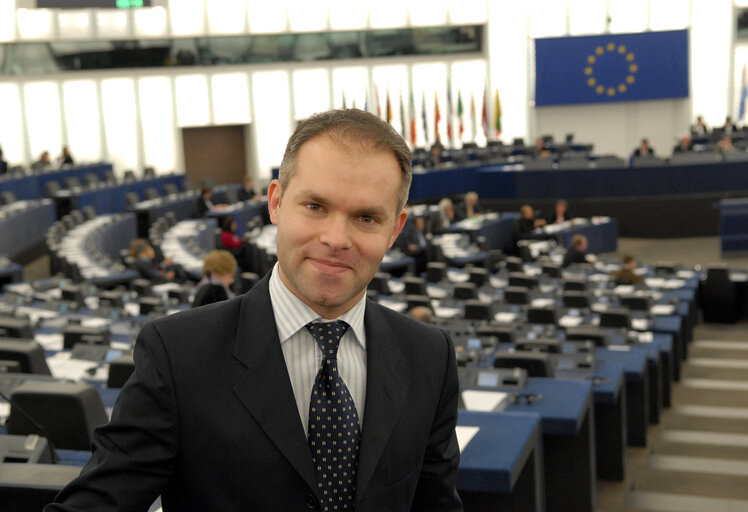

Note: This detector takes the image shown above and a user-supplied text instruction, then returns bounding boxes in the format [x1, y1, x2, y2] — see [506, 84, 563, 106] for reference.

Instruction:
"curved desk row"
[0, 164, 112, 201]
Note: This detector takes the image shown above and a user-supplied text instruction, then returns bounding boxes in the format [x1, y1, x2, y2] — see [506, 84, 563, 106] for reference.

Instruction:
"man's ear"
[267, 179, 282, 225]
[388, 208, 408, 248]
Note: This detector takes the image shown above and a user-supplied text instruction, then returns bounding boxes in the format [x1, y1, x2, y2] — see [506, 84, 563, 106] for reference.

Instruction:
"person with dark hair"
[129, 238, 190, 284]
[632, 138, 655, 158]
[48, 108, 463, 512]
[609, 254, 644, 284]
[237, 176, 261, 202]
[517, 204, 545, 237]
[192, 250, 237, 308]
[195, 186, 214, 217]
[548, 199, 571, 224]
[562, 234, 594, 268]
[59, 146, 74, 167]
[0, 148, 7, 175]
[32, 151, 51, 171]
[396, 215, 430, 275]
[219, 216, 251, 271]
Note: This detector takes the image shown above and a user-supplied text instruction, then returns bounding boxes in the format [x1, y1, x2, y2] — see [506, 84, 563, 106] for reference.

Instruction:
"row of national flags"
[341, 85, 502, 148]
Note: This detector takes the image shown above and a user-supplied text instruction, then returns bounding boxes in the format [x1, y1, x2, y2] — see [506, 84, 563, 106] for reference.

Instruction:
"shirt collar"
[269, 263, 366, 349]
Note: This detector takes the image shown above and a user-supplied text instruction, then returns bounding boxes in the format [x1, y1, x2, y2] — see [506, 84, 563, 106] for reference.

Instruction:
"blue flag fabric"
[534, 30, 689, 106]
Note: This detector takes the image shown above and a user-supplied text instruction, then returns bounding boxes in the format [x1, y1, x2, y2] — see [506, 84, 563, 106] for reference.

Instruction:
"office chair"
[403, 276, 428, 296]
[701, 265, 740, 323]
[504, 256, 524, 272]
[44, 181, 61, 198]
[83, 173, 100, 188]
[7, 381, 109, 451]
[163, 183, 179, 196]
[464, 300, 492, 321]
[561, 291, 590, 309]
[599, 309, 632, 329]
[63, 177, 81, 190]
[142, 167, 156, 179]
[476, 325, 515, 343]
[426, 262, 447, 283]
[125, 192, 140, 207]
[515, 337, 562, 353]
[654, 262, 677, 275]
[508, 272, 537, 289]
[620, 295, 650, 312]
[467, 267, 489, 287]
[123, 170, 136, 183]
[0, 191, 16, 205]
[81, 206, 97, 221]
[0, 339, 52, 375]
[367, 272, 391, 295]
[240, 272, 260, 294]
[144, 187, 160, 200]
[563, 278, 587, 291]
[493, 352, 554, 378]
[503, 286, 529, 305]
[406, 295, 431, 312]
[453, 282, 478, 300]
[0, 317, 34, 339]
[566, 326, 607, 347]
[541, 263, 562, 278]
[527, 307, 557, 325]
[107, 353, 135, 389]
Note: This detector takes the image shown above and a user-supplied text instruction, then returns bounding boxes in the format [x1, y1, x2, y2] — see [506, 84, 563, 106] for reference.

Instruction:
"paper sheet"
[494, 312, 518, 323]
[35, 333, 64, 351]
[461, 390, 511, 412]
[530, 298, 554, 308]
[434, 306, 461, 319]
[455, 426, 480, 454]
[559, 315, 583, 327]
[46, 353, 98, 380]
[0, 402, 9, 421]
[650, 304, 675, 316]
[631, 318, 650, 330]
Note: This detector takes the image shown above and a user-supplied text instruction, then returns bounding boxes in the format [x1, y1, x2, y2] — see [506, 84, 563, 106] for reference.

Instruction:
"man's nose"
[319, 215, 352, 250]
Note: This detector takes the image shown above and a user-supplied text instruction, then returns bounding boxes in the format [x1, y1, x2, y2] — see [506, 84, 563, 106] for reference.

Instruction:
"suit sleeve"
[45, 322, 179, 512]
[410, 330, 463, 512]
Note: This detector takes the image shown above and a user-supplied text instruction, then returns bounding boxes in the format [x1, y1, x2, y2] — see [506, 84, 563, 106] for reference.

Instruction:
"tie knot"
[306, 321, 349, 359]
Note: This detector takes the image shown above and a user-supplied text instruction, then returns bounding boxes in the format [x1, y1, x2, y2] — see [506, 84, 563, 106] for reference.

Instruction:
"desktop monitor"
[0, 318, 34, 339]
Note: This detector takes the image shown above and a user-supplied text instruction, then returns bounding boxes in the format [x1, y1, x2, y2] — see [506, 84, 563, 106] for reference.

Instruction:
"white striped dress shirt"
[268, 263, 367, 438]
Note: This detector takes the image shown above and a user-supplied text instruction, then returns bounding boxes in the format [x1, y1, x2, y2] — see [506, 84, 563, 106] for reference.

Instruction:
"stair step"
[630, 467, 748, 500]
[681, 365, 748, 381]
[647, 455, 748, 477]
[662, 413, 748, 434]
[672, 404, 748, 420]
[661, 430, 748, 448]
[692, 340, 748, 350]
[672, 387, 748, 408]
[627, 490, 748, 512]
[651, 440, 748, 461]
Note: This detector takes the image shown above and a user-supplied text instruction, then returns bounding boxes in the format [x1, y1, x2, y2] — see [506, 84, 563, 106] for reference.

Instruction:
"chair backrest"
[0, 191, 15, 205]
[541, 264, 561, 278]
[599, 309, 631, 329]
[83, 173, 99, 187]
[426, 261, 447, 283]
[493, 352, 554, 377]
[367, 272, 391, 295]
[632, 155, 665, 167]
[453, 282, 478, 300]
[562, 291, 591, 309]
[403, 276, 428, 295]
[508, 272, 537, 289]
[527, 306, 557, 325]
[565, 326, 607, 347]
[7, 381, 109, 450]
[563, 278, 587, 291]
[467, 267, 489, 287]
[0, 339, 52, 375]
[163, 183, 179, 196]
[620, 295, 650, 311]
[515, 337, 561, 353]
[505, 256, 524, 272]
[144, 187, 160, 200]
[464, 300, 492, 321]
[44, 181, 61, 197]
[504, 286, 529, 305]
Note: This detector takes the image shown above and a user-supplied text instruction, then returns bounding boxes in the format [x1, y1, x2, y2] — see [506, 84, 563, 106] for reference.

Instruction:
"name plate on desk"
[461, 390, 511, 412]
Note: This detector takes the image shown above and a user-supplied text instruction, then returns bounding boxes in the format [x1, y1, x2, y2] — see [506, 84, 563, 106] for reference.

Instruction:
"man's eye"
[359, 215, 375, 223]
[306, 203, 321, 211]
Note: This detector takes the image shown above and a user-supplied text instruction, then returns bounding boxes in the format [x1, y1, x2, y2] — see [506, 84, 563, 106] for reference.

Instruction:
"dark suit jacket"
[133, 257, 168, 284]
[562, 246, 588, 268]
[47, 275, 463, 512]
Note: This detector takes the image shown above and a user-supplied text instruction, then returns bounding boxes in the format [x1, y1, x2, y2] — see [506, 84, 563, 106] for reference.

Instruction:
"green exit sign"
[116, 0, 145, 7]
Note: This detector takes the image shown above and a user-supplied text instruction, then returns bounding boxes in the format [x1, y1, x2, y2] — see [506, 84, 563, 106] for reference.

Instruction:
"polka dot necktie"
[307, 321, 360, 511]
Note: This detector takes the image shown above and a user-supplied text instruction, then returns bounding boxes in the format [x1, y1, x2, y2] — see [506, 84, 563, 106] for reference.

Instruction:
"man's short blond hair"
[202, 250, 237, 277]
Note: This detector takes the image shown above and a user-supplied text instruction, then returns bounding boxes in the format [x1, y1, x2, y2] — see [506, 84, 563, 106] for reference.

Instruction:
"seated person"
[425, 140, 444, 168]
[407, 305, 433, 324]
[691, 115, 709, 137]
[192, 250, 237, 308]
[396, 216, 429, 275]
[548, 199, 571, 224]
[431, 197, 456, 234]
[609, 254, 644, 285]
[517, 204, 546, 237]
[32, 151, 52, 171]
[195, 186, 228, 217]
[721, 115, 738, 136]
[219, 217, 251, 271]
[632, 138, 655, 158]
[129, 238, 190, 283]
[59, 146, 74, 167]
[672, 134, 693, 154]
[532, 137, 552, 158]
[455, 191, 483, 220]
[561, 234, 595, 268]
[237, 177, 261, 202]
[718, 136, 736, 154]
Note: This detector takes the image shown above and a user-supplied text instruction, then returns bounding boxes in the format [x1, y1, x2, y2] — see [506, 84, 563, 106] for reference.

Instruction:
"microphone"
[0, 389, 58, 464]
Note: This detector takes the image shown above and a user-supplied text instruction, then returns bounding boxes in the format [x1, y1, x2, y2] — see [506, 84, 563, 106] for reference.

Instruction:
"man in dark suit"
[562, 234, 593, 268]
[47, 109, 463, 512]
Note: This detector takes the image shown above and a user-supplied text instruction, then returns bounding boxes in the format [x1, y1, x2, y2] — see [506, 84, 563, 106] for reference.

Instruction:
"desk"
[0, 164, 112, 201]
[0, 200, 55, 261]
[718, 197, 748, 254]
[457, 411, 544, 512]
[206, 200, 267, 237]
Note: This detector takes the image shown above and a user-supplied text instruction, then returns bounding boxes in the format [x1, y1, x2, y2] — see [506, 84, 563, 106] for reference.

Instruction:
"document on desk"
[631, 318, 650, 330]
[46, 352, 98, 380]
[461, 390, 511, 412]
[0, 402, 9, 422]
[35, 333, 64, 351]
[434, 306, 462, 319]
[559, 315, 583, 327]
[455, 426, 480, 454]
[495, 312, 518, 323]
[530, 297, 554, 308]
[650, 304, 676, 316]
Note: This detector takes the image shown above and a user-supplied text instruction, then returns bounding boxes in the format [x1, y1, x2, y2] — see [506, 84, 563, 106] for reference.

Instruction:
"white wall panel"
[369, 0, 408, 28]
[247, 0, 288, 33]
[24, 82, 62, 161]
[568, 0, 607, 36]
[331, 67, 368, 109]
[207, 0, 246, 34]
[329, 0, 368, 30]
[212, 73, 251, 124]
[0, 0, 15, 42]
[293, 69, 330, 119]
[57, 10, 92, 40]
[252, 71, 290, 181]
[410, 0, 448, 27]
[95, 10, 131, 39]
[170, 0, 206, 36]
[451, 60, 486, 144]
[649, 0, 689, 31]
[372, 65, 408, 136]
[17, 9, 55, 40]
[101, 78, 138, 173]
[449, 0, 487, 25]
[608, 0, 648, 34]
[175, 75, 211, 127]
[0, 83, 25, 164]
[138, 77, 176, 173]
[528, 0, 566, 38]
[133, 7, 168, 37]
[62, 80, 101, 163]
[288, 0, 329, 32]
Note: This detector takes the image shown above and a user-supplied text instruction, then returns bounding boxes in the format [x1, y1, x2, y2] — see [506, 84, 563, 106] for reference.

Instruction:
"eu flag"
[535, 30, 689, 106]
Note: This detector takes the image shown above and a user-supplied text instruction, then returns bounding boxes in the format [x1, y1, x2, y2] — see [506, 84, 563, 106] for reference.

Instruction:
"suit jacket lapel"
[355, 302, 408, 501]
[231, 276, 317, 493]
